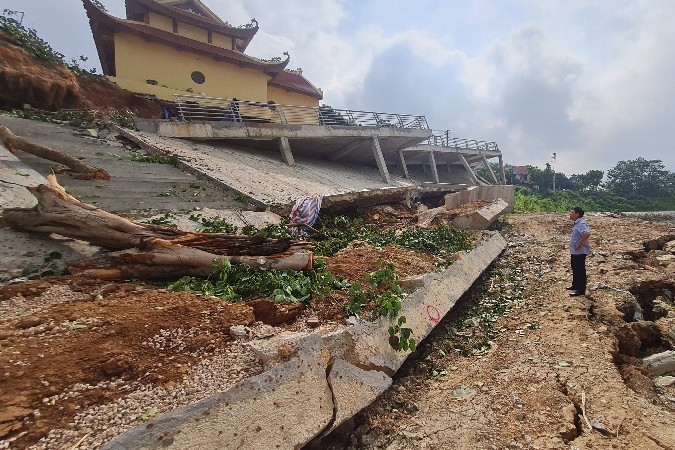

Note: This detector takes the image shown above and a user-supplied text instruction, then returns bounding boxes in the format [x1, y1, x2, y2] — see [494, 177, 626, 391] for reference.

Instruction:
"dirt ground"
[1, 211, 674, 449]
[325, 213, 675, 449]
[0, 234, 444, 449]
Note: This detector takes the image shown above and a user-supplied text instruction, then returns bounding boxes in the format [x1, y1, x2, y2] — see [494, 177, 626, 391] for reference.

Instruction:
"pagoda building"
[82, 0, 323, 106]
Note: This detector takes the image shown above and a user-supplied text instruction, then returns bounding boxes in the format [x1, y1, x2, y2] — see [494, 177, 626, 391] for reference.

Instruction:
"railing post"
[397, 114, 404, 128]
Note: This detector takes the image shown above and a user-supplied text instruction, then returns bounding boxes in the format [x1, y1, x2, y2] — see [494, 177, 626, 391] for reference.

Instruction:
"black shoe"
[569, 291, 585, 297]
[566, 286, 577, 290]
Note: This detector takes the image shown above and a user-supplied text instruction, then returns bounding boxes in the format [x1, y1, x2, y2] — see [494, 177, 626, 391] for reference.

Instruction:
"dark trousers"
[570, 254, 587, 293]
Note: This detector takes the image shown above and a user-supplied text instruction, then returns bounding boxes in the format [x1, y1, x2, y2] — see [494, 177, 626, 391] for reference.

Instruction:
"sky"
[3, 0, 675, 175]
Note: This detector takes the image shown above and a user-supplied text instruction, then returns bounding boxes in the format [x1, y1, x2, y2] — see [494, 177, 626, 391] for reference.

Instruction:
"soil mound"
[0, 30, 160, 117]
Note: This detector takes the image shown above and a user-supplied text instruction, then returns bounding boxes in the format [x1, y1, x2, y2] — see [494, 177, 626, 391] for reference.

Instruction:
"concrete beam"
[278, 136, 295, 166]
[452, 199, 509, 230]
[482, 155, 498, 184]
[398, 150, 410, 179]
[498, 154, 506, 185]
[371, 136, 391, 184]
[330, 140, 362, 161]
[428, 150, 439, 183]
[458, 153, 480, 185]
[104, 233, 507, 449]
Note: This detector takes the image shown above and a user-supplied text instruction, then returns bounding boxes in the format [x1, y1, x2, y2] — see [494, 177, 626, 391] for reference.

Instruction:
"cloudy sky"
[3, 0, 675, 175]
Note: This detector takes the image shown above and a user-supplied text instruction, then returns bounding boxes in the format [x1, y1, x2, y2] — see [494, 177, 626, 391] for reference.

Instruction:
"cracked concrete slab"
[117, 128, 418, 209]
[103, 232, 507, 449]
[452, 198, 510, 230]
[104, 334, 333, 450]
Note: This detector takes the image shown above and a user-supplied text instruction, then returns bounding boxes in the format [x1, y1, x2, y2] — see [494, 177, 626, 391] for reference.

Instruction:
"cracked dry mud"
[323, 213, 675, 449]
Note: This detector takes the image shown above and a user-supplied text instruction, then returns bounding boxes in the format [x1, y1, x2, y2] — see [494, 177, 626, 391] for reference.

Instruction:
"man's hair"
[573, 206, 584, 217]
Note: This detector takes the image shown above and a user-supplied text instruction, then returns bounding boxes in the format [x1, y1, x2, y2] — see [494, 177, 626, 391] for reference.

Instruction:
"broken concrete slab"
[345, 232, 507, 374]
[116, 127, 418, 210]
[326, 359, 391, 433]
[103, 232, 507, 449]
[452, 199, 509, 230]
[104, 334, 333, 450]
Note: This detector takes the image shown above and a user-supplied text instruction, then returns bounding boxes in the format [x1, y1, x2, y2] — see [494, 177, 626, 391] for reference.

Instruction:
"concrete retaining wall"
[444, 185, 515, 212]
[104, 232, 507, 449]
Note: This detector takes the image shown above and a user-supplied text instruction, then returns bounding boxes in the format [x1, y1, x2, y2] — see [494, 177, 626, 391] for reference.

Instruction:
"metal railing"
[422, 129, 500, 152]
[171, 94, 429, 129]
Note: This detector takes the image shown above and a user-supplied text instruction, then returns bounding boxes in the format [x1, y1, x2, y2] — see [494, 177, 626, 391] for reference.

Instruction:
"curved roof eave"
[83, 0, 288, 75]
[125, 0, 258, 49]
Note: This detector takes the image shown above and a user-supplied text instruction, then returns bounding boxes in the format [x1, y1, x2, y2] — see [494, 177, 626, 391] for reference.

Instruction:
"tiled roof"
[512, 165, 529, 175]
[269, 70, 323, 100]
[83, 0, 288, 76]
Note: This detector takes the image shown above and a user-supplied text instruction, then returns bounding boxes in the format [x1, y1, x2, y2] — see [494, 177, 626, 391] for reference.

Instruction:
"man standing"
[568, 207, 591, 297]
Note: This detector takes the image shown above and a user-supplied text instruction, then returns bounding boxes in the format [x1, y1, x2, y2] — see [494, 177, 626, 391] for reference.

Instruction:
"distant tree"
[554, 172, 575, 190]
[528, 163, 554, 192]
[570, 169, 604, 192]
[606, 158, 673, 196]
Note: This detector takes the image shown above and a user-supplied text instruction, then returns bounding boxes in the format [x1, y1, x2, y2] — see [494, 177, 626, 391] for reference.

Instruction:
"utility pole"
[552, 152, 557, 191]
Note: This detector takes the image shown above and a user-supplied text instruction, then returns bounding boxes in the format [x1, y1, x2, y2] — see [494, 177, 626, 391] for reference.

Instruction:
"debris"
[654, 376, 675, 388]
[229, 325, 250, 340]
[644, 351, 675, 376]
[306, 317, 320, 328]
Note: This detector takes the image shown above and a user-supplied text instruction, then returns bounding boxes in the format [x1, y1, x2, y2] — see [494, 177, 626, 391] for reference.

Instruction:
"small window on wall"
[191, 71, 206, 84]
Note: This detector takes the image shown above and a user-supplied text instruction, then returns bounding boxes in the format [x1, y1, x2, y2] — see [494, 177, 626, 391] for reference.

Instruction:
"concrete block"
[347, 232, 507, 373]
[326, 359, 391, 432]
[478, 185, 515, 211]
[246, 331, 313, 369]
[104, 334, 333, 450]
[452, 198, 509, 230]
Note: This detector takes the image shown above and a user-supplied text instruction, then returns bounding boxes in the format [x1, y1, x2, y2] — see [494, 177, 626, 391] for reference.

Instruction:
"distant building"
[82, 0, 323, 106]
[511, 165, 530, 184]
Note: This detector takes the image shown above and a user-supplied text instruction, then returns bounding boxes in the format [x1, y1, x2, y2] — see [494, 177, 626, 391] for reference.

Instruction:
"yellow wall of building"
[211, 32, 232, 49]
[178, 21, 208, 42]
[148, 12, 173, 33]
[267, 86, 320, 124]
[113, 32, 269, 102]
[267, 86, 320, 107]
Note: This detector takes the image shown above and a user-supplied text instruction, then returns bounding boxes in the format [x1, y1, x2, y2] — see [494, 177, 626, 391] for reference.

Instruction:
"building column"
[458, 154, 479, 185]
[428, 150, 439, 183]
[498, 155, 506, 184]
[278, 137, 295, 166]
[398, 150, 410, 179]
[372, 136, 391, 184]
[482, 156, 498, 184]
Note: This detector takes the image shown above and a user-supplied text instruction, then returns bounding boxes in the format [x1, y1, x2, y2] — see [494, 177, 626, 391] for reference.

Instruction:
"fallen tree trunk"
[2, 175, 312, 279]
[0, 124, 110, 180]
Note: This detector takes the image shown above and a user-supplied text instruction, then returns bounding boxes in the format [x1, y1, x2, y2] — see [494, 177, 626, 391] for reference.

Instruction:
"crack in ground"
[555, 374, 583, 443]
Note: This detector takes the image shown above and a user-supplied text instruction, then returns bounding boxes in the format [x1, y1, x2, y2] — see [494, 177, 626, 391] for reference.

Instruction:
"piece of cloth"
[289, 196, 322, 236]
[570, 253, 587, 293]
[569, 217, 590, 255]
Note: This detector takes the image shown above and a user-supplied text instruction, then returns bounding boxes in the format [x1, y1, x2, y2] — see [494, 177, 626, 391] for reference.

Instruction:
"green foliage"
[569, 169, 604, 192]
[372, 284, 404, 319]
[190, 214, 238, 234]
[345, 283, 368, 317]
[514, 186, 675, 212]
[606, 158, 674, 197]
[313, 215, 472, 261]
[142, 213, 177, 228]
[131, 153, 178, 165]
[168, 259, 345, 303]
[388, 316, 417, 352]
[1, 10, 97, 76]
[365, 259, 398, 288]
[241, 220, 294, 239]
